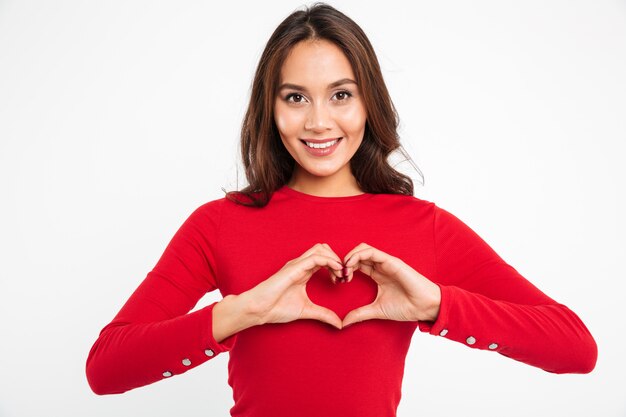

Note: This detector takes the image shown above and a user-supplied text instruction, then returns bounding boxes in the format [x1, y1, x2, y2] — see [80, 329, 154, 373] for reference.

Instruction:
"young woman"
[86, 3, 597, 416]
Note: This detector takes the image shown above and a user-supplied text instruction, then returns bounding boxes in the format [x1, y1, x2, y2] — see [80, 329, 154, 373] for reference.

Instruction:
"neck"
[286, 174, 363, 198]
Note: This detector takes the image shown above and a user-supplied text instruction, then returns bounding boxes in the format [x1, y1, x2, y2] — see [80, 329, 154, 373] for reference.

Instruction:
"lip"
[301, 137, 342, 156]
[300, 137, 341, 144]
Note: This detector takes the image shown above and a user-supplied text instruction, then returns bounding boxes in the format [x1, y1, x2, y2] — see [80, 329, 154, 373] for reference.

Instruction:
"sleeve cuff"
[205, 301, 239, 353]
[154, 301, 238, 382]
[418, 283, 454, 336]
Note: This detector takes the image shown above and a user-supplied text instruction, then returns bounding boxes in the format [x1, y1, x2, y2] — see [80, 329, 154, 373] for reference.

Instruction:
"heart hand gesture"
[244, 242, 441, 331]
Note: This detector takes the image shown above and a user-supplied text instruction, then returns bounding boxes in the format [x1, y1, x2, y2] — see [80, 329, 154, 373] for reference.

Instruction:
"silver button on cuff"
[439, 329, 448, 337]
[182, 358, 192, 366]
[466, 336, 476, 345]
[162, 371, 172, 378]
[205, 349, 215, 357]
[488, 343, 498, 350]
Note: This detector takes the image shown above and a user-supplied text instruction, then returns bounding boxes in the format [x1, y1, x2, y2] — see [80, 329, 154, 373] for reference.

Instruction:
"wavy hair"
[223, 2, 423, 207]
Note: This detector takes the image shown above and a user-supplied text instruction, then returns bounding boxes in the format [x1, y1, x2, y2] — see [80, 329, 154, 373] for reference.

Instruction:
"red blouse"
[86, 185, 597, 416]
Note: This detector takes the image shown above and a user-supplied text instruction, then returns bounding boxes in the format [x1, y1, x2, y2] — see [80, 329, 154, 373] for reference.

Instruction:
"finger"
[301, 243, 343, 272]
[343, 245, 376, 280]
[345, 247, 388, 267]
[297, 254, 343, 284]
[297, 244, 346, 285]
[304, 303, 342, 329]
[305, 253, 343, 271]
[342, 303, 381, 328]
[301, 243, 343, 264]
[352, 263, 373, 280]
[320, 244, 345, 281]
[342, 251, 370, 281]
[321, 243, 343, 264]
[342, 259, 377, 283]
[337, 265, 353, 284]
[343, 242, 371, 265]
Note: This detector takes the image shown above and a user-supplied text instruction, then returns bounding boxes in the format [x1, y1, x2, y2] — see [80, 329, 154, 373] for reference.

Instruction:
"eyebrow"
[277, 78, 358, 92]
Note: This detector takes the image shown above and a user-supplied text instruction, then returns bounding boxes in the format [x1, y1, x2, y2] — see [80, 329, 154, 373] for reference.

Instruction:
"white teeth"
[305, 139, 338, 149]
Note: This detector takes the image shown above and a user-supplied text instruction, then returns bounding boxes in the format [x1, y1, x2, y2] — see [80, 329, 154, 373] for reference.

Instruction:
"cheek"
[274, 105, 300, 135]
[337, 105, 367, 134]
[274, 111, 286, 132]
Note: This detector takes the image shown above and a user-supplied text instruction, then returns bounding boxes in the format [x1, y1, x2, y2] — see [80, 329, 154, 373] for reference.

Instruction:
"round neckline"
[277, 185, 375, 202]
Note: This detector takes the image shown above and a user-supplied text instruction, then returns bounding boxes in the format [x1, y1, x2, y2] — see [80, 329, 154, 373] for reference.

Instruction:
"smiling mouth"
[300, 138, 343, 148]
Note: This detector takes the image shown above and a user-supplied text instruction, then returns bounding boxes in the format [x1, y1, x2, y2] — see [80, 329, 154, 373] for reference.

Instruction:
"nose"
[304, 102, 332, 132]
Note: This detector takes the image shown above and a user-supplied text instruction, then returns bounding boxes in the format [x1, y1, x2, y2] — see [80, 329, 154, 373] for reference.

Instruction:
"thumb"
[342, 303, 379, 328]
[304, 303, 343, 329]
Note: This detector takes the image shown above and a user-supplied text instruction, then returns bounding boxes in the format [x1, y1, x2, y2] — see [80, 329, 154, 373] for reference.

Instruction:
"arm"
[85, 200, 256, 395]
[417, 205, 597, 374]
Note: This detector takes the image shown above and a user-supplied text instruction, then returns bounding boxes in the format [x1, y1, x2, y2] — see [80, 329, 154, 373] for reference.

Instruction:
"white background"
[1, 1, 625, 416]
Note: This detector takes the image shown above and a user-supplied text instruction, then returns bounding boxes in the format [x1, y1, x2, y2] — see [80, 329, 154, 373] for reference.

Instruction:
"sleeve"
[417, 204, 597, 374]
[85, 199, 238, 395]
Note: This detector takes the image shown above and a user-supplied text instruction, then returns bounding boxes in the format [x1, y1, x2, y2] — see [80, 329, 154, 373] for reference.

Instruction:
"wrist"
[212, 293, 262, 343]
[232, 291, 266, 327]
[422, 283, 441, 322]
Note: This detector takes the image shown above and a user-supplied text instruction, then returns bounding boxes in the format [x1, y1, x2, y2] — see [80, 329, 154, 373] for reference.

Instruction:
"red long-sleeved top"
[86, 185, 597, 416]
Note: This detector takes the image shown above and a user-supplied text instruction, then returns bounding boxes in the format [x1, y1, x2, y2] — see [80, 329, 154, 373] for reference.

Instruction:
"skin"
[212, 39, 441, 341]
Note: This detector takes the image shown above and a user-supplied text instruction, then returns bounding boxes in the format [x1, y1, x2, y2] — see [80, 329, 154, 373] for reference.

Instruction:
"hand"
[245, 243, 345, 329]
[341, 243, 441, 328]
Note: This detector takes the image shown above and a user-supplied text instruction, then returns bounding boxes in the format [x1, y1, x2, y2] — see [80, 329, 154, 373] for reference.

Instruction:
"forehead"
[280, 39, 355, 84]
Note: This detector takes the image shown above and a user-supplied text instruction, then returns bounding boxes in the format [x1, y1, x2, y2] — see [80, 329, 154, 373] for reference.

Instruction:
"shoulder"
[390, 195, 464, 222]
[379, 194, 476, 234]
[179, 196, 231, 232]
[187, 192, 265, 222]
[191, 196, 227, 216]
[375, 192, 437, 215]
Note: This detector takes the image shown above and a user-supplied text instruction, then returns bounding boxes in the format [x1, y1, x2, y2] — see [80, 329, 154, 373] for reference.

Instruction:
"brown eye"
[286, 93, 305, 103]
[334, 91, 353, 101]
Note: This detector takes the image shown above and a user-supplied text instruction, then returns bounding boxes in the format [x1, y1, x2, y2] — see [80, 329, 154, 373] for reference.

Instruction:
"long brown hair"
[223, 2, 423, 207]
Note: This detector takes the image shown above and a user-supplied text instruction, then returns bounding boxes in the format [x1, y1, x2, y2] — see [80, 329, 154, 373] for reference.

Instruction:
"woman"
[86, 3, 597, 416]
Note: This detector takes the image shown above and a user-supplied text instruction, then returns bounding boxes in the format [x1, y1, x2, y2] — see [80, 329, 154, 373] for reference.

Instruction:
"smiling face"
[274, 39, 368, 195]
